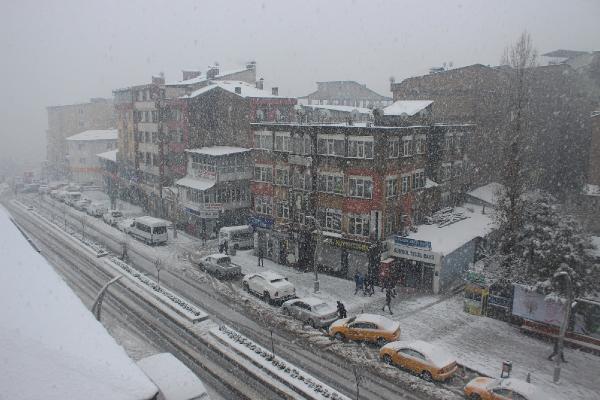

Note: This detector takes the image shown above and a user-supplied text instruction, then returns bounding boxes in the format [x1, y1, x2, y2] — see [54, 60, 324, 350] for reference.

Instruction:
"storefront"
[318, 234, 371, 279]
[387, 236, 441, 293]
[182, 204, 220, 238]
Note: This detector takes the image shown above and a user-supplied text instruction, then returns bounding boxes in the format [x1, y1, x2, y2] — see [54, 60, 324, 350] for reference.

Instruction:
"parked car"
[127, 216, 169, 245]
[242, 271, 296, 304]
[73, 199, 91, 211]
[192, 254, 241, 279]
[116, 217, 136, 233]
[86, 202, 108, 217]
[103, 210, 123, 226]
[329, 314, 400, 346]
[38, 185, 49, 194]
[281, 297, 338, 328]
[379, 340, 458, 382]
[464, 377, 546, 400]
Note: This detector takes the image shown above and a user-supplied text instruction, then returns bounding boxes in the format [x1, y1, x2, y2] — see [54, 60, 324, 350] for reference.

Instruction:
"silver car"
[194, 254, 241, 279]
[281, 297, 338, 328]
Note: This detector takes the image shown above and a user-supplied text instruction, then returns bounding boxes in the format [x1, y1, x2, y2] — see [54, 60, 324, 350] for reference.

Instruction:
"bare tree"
[120, 233, 129, 262]
[79, 214, 87, 241]
[154, 257, 163, 288]
[496, 31, 537, 256]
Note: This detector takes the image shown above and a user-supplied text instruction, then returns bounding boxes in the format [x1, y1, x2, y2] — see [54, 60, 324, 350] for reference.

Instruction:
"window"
[276, 202, 289, 219]
[318, 173, 344, 194]
[349, 176, 372, 199]
[79, 157, 86, 164]
[254, 131, 273, 150]
[402, 136, 413, 157]
[106, 142, 113, 149]
[455, 133, 462, 152]
[386, 176, 398, 197]
[255, 196, 272, 215]
[292, 170, 312, 191]
[442, 163, 452, 181]
[275, 168, 289, 186]
[321, 208, 342, 231]
[152, 132, 158, 144]
[274, 132, 291, 152]
[254, 165, 273, 182]
[453, 161, 463, 177]
[401, 175, 410, 194]
[388, 138, 400, 158]
[445, 133, 454, 151]
[348, 214, 370, 236]
[415, 135, 426, 154]
[384, 213, 395, 236]
[317, 134, 345, 156]
[144, 132, 150, 143]
[145, 152, 151, 165]
[413, 170, 425, 189]
[151, 110, 158, 122]
[292, 135, 312, 155]
[347, 136, 374, 159]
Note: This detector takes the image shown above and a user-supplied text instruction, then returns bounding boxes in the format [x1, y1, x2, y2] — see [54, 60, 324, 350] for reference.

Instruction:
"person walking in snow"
[336, 301, 347, 319]
[548, 338, 567, 363]
[223, 240, 229, 255]
[201, 231, 207, 246]
[257, 246, 265, 267]
[382, 288, 395, 315]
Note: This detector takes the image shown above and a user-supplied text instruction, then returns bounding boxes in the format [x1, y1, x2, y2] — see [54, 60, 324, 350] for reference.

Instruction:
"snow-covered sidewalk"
[232, 250, 600, 400]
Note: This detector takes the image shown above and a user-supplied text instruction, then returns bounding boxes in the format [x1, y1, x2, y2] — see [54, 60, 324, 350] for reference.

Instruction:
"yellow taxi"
[328, 313, 400, 346]
[379, 340, 458, 381]
[464, 377, 546, 400]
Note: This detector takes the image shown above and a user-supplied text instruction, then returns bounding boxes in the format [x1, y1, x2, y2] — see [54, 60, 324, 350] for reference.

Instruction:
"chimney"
[256, 78, 264, 90]
[235, 87, 242, 95]
[207, 65, 219, 80]
[152, 75, 165, 85]
[246, 61, 256, 71]
[272, 87, 279, 96]
[182, 70, 201, 81]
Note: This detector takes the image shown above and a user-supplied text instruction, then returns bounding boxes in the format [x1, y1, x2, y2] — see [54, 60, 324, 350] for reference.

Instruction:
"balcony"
[189, 164, 253, 182]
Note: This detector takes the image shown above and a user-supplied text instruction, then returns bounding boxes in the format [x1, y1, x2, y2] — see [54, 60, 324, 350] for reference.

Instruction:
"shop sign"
[391, 244, 440, 265]
[248, 215, 274, 229]
[184, 207, 219, 219]
[324, 237, 370, 253]
[394, 236, 432, 250]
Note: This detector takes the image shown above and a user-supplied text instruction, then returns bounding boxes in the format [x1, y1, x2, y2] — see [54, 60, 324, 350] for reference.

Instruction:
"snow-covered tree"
[496, 192, 599, 297]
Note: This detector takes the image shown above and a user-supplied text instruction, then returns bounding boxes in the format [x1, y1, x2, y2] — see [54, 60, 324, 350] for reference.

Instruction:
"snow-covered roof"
[425, 178, 439, 189]
[382, 100, 433, 116]
[175, 177, 216, 191]
[66, 129, 118, 141]
[356, 313, 399, 331]
[383, 340, 455, 367]
[186, 146, 250, 156]
[137, 353, 208, 400]
[300, 297, 328, 307]
[166, 66, 249, 86]
[255, 271, 286, 281]
[583, 183, 600, 196]
[97, 149, 118, 162]
[404, 204, 495, 255]
[498, 378, 542, 400]
[467, 182, 505, 206]
[183, 81, 283, 99]
[302, 104, 372, 115]
[134, 216, 169, 227]
[0, 207, 157, 400]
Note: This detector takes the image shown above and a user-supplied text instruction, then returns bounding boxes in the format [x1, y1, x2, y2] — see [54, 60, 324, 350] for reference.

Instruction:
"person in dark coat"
[364, 274, 375, 296]
[201, 231, 207, 246]
[218, 242, 224, 253]
[336, 301, 347, 319]
[548, 339, 567, 362]
[382, 288, 395, 315]
[223, 240, 229, 255]
[257, 246, 265, 267]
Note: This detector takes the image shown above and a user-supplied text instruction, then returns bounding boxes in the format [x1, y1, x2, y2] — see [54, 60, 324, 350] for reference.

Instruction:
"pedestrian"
[218, 242, 224, 253]
[202, 231, 207, 246]
[258, 246, 265, 267]
[223, 240, 229, 255]
[382, 288, 395, 315]
[548, 339, 567, 363]
[336, 301, 347, 319]
[364, 274, 374, 296]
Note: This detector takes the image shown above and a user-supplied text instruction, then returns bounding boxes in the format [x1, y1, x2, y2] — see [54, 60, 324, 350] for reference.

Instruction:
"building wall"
[588, 114, 600, 186]
[439, 239, 477, 292]
[46, 98, 115, 178]
[67, 139, 117, 184]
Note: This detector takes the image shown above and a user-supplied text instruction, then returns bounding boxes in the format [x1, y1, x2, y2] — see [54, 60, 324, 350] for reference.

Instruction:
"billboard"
[512, 284, 565, 327]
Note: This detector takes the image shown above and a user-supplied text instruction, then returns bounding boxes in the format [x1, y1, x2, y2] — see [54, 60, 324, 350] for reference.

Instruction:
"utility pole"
[154, 258, 163, 288]
[305, 215, 321, 293]
[553, 271, 573, 383]
[163, 187, 178, 239]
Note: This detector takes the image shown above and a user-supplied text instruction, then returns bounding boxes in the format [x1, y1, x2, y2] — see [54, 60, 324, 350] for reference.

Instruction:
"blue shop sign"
[248, 215, 274, 229]
[394, 236, 432, 250]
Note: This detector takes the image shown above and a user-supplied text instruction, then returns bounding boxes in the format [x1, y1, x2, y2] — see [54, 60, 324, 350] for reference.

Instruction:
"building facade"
[299, 81, 392, 108]
[66, 129, 118, 185]
[46, 98, 115, 179]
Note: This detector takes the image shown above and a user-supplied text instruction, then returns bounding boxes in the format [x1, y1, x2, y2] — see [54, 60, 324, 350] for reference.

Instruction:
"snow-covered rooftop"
[175, 176, 216, 191]
[405, 204, 495, 255]
[382, 100, 433, 116]
[302, 104, 372, 115]
[166, 66, 248, 86]
[0, 206, 157, 400]
[183, 81, 283, 99]
[186, 146, 250, 156]
[137, 353, 208, 400]
[467, 182, 505, 206]
[583, 183, 600, 196]
[97, 149, 118, 162]
[66, 129, 118, 141]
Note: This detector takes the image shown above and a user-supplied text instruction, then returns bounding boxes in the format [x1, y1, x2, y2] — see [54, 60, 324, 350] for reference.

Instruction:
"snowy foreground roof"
[97, 149, 118, 162]
[405, 204, 495, 255]
[0, 207, 157, 400]
[186, 146, 250, 156]
[382, 100, 433, 116]
[67, 129, 118, 141]
[467, 182, 505, 206]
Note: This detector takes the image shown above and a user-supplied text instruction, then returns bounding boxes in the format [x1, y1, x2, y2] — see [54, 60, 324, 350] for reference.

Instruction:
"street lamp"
[552, 271, 573, 384]
[90, 275, 123, 321]
[305, 215, 321, 293]
[163, 187, 179, 239]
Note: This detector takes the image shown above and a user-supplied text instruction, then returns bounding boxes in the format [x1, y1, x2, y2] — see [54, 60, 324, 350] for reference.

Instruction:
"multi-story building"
[46, 98, 115, 179]
[248, 101, 473, 279]
[175, 146, 252, 236]
[299, 81, 392, 108]
[65, 129, 118, 185]
[298, 103, 373, 124]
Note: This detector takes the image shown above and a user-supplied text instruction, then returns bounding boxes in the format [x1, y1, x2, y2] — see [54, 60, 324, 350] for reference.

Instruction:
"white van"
[219, 225, 253, 250]
[128, 216, 169, 245]
[65, 191, 82, 206]
[86, 202, 108, 217]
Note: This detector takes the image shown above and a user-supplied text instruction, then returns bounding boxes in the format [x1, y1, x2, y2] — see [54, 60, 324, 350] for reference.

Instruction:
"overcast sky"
[1, 0, 599, 167]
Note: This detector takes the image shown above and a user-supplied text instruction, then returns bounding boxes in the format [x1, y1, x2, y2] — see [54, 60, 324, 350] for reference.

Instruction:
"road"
[8, 194, 439, 400]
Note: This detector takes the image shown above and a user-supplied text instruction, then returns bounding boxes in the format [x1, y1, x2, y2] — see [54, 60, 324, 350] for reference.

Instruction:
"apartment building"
[65, 129, 117, 185]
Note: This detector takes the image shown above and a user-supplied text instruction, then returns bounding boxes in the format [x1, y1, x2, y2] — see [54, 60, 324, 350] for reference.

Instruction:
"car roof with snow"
[498, 378, 542, 399]
[134, 216, 169, 226]
[297, 297, 327, 307]
[206, 254, 230, 260]
[255, 271, 285, 281]
[383, 340, 455, 367]
[355, 313, 399, 330]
